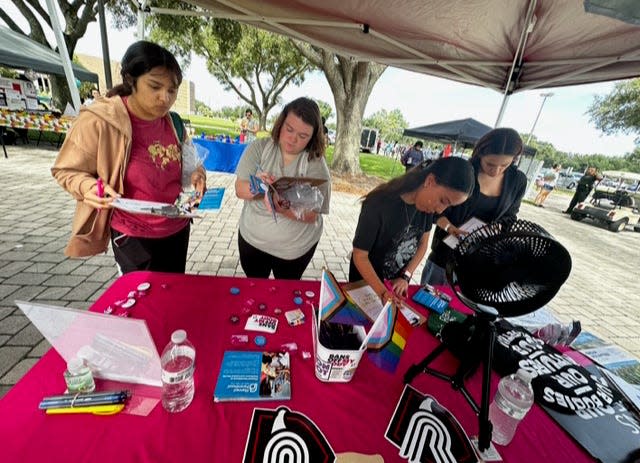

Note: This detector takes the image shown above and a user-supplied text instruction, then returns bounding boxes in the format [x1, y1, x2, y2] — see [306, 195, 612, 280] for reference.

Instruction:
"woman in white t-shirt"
[234, 98, 331, 279]
[534, 163, 562, 208]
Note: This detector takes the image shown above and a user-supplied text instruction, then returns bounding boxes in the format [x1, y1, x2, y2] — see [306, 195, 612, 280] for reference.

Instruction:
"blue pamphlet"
[213, 351, 291, 402]
[412, 285, 451, 314]
[198, 188, 225, 212]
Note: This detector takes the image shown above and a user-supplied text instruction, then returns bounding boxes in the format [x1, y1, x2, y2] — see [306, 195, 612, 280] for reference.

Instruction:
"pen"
[39, 390, 130, 409]
[96, 178, 104, 213]
[45, 403, 125, 416]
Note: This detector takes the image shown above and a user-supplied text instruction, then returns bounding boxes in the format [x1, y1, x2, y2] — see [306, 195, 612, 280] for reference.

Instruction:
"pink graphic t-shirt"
[111, 98, 187, 238]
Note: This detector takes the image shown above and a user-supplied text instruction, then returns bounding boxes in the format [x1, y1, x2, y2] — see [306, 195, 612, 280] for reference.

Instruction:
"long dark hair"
[106, 41, 182, 97]
[364, 157, 475, 202]
[470, 128, 523, 168]
[271, 97, 325, 160]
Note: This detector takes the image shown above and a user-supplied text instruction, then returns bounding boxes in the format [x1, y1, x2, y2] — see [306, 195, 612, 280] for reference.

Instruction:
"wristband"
[444, 223, 451, 233]
[401, 270, 412, 283]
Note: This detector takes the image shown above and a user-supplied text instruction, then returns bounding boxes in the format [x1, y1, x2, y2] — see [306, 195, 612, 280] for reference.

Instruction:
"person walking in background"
[421, 128, 526, 286]
[234, 97, 331, 280]
[240, 109, 259, 143]
[52, 41, 206, 274]
[534, 163, 562, 208]
[401, 141, 425, 172]
[350, 157, 475, 303]
[564, 167, 602, 214]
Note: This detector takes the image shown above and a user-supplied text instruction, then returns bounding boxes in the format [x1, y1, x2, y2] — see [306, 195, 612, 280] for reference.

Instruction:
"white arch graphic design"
[400, 398, 456, 463]
[262, 431, 310, 463]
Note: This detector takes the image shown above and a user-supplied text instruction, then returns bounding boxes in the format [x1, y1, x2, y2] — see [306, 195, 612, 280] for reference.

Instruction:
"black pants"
[111, 224, 190, 274]
[238, 232, 317, 280]
[566, 186, 591, 213]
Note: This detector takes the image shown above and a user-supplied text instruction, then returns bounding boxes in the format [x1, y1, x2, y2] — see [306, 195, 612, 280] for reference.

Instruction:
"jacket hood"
[80, 96, 132, 139]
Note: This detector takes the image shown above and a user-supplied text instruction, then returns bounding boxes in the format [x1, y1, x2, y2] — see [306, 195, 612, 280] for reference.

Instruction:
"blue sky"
[7, 5, 637, 157]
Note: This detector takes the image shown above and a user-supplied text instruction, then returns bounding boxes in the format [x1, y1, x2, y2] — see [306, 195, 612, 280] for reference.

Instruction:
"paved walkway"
[1, 145, 638, 398]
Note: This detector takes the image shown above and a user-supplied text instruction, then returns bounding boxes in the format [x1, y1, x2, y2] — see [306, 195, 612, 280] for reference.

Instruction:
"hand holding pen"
[83, 177, 119, 209]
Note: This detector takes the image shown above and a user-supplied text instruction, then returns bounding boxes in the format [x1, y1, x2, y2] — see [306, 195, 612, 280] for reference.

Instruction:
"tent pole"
[97, 0, 112, 90]
[44, 0, 81, 112]
[494, 94, 510, 127]
[138, 1, 150, 40]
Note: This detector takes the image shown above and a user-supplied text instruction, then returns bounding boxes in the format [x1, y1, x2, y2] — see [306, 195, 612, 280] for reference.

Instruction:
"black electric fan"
[404, 219, 572, 451]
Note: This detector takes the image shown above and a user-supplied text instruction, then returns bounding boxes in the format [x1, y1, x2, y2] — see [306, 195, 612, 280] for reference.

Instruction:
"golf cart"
[570, 170, 640, 233]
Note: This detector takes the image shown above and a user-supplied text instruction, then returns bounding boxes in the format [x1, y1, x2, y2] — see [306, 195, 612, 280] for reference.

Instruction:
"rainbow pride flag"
[318, 269, 414, 373]
[365, 303, 414, 373]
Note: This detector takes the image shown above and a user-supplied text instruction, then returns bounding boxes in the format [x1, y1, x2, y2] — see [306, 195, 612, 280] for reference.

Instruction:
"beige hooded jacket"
[52, 96, 184, 257]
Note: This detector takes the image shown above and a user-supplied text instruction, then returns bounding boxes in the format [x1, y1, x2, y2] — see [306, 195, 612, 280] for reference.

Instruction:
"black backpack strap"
[169, 111, 185, 142]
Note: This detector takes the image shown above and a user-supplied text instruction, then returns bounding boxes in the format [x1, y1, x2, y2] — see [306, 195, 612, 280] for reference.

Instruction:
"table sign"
[16, 301, 161, 387]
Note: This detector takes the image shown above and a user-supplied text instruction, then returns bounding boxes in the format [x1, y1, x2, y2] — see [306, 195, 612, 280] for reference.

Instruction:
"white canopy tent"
[151, 0, 640, 125]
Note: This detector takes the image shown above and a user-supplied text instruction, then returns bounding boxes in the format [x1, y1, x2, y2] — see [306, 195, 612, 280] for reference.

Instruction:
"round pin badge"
[254, 335, 267, 347]
[137, 282, 151, 292]
[304, 290, 315, 298]
[121, 298, 136, 309]
[293, 296, 303, 305]
[230, 287, 240, 295]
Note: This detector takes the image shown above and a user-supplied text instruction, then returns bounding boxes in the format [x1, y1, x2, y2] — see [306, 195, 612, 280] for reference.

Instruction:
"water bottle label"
[162, 363, 194, 384]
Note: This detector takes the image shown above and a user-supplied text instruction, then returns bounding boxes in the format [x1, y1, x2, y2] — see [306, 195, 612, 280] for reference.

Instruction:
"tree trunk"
[293, 44, 386, 176]
[50, 74, 74, 112]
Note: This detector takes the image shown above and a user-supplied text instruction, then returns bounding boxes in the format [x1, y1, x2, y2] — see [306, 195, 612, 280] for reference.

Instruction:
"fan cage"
[450, 219, 571, 317]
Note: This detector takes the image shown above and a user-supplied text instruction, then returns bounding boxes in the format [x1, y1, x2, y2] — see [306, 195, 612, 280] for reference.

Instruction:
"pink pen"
[96, 178, 104, 212]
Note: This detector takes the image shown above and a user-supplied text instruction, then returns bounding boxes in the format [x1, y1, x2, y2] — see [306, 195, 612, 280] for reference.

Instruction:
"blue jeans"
[420, 260, 448, 286]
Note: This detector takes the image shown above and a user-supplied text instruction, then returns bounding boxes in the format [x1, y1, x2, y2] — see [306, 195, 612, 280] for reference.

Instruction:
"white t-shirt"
[235, 138, 331, 260]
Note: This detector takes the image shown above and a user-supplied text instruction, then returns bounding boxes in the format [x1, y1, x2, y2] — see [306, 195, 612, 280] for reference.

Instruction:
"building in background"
[76, 53, 195, 115]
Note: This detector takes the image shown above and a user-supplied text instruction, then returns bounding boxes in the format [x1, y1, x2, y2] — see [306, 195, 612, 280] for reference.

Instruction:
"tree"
[133, 8, 310, 130]
[294, 43, 386, 175]
[363, 109, 408, 144]
[313, 99, 333, 122]
[588, 79, 640, 141]
[0, 0, 105, 109]
[195, 100, 214, 117]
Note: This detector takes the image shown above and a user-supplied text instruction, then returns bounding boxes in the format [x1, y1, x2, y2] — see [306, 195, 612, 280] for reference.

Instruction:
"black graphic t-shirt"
[350, 194, 433, 281]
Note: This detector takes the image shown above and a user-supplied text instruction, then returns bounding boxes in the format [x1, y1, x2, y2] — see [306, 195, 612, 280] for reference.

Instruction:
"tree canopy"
[588, 79, 640, 141]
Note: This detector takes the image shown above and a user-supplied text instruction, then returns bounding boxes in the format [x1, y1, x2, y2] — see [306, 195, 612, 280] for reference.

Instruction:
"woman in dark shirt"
[350, 157, 475, 303]
[420, 128, 527, 286]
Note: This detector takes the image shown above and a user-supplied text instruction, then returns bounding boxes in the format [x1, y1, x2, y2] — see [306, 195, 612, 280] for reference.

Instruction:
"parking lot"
[0, 145, 638, 398]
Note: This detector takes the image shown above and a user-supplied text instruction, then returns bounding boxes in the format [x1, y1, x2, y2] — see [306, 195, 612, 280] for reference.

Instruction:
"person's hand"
[379, 287, 403, 306]
[83, 179, 118, 209]
[256, 171, 276, 186]
[390, 277, 409, 298]
[448, 225, 468, 238]
[191, 169, 207, 200]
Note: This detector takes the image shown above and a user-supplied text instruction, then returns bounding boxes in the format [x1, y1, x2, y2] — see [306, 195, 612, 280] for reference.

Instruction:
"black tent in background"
[0, 26, 98, 83]
[404, 118, 492, 149]
[403, 117, 537, 156]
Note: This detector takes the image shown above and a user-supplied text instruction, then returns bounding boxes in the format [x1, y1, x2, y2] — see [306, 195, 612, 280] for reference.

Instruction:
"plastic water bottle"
[161, 329, 195, 413]
[489, 369, 534, 445]
[64, 357, 95, 393]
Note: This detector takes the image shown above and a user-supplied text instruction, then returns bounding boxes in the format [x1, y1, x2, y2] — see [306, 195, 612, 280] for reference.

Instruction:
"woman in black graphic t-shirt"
[350, 157, 475, 304]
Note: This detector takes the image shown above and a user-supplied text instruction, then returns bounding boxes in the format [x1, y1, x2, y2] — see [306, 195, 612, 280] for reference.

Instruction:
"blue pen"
[39, 390, 130, 409]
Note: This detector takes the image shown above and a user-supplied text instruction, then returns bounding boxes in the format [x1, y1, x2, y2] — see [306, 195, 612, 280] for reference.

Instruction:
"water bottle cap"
[171, 329, 187, 344]
[67, 357, 85, 374]
[516, 368, 534, 383]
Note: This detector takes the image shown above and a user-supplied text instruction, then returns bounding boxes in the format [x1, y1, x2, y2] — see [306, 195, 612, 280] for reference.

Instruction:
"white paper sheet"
[443, 217, 486, 249]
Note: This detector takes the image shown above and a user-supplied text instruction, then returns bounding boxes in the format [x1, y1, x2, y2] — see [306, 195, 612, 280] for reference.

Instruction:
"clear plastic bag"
[181, 140, 206, 188]
[280, 184, 324, 220]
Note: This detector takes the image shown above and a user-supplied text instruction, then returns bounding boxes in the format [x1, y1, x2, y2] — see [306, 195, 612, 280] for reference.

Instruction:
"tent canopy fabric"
[404, 118, 493, 149]
[0, 26, 98, 83]
[185, 0, 640, 94]
[404, 118, 537, 156]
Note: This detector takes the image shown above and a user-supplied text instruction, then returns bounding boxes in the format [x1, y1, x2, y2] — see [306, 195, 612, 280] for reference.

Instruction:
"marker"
[39, 390, 130, 409]
[96, 178, 104, 213]
[45, 403, 125, 415]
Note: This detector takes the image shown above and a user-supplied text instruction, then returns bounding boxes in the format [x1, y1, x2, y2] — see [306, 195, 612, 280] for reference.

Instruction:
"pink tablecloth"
[0, 272, 594, 462]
